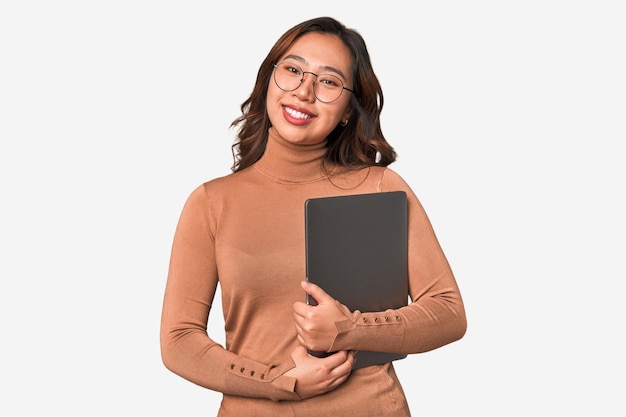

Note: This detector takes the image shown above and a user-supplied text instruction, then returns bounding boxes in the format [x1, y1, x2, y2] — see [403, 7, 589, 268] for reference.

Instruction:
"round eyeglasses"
[272, 62, 354, 103]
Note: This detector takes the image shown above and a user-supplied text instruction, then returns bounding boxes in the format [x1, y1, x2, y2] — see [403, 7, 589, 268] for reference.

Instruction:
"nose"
[294, 72, 317, 101]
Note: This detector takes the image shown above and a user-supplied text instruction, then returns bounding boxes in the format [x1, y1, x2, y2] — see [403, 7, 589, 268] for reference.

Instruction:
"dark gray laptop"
[304, 191, 409, 369]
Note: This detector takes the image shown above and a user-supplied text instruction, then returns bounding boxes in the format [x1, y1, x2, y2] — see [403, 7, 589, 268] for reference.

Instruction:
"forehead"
[280, 32, 352, 76]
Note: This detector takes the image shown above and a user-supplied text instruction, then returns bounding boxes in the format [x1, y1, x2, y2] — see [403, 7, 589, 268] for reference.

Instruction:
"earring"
[340, 120, 348, 126]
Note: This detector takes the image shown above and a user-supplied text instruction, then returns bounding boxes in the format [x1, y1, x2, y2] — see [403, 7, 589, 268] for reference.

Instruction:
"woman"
[160, 16, 466, 416]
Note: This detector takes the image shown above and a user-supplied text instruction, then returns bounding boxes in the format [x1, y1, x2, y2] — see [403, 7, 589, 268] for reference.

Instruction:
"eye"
[317, 74, 342, 89]
[282, 63, 302, 77]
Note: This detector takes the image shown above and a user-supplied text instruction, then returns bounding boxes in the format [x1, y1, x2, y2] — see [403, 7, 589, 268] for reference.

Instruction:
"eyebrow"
[282, 54, 350, 82]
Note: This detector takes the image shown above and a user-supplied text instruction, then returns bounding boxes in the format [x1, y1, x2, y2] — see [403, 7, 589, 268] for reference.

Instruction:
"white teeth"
[285, 107, 311, 119]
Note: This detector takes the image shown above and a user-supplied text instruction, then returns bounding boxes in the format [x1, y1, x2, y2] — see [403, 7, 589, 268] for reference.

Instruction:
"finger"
[333, 350, 357, 374]
[301, 280, 335, 304]
[292, 300, 310, 318]
[293, 323, 310, 346]
[327, 355, 355, 388]
[331, 362, 353, 383]
[292, 312, 309, 337]
[339, 350, 356, 369]
[320, 350, 351, 368]
[327, 374, 349, 393]
[292, 320, 308, 346]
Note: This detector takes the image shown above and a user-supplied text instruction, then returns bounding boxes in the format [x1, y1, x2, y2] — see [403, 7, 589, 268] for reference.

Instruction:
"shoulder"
[180, 170, 241, 208]
[375, 167, 430, 212]
[188, 168, 252, 197]
[177, 171, 252, 226]
[368, 166, 413, 192]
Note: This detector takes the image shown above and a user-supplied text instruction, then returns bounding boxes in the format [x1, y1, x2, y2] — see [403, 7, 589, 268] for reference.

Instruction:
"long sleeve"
[159, 184, 299, 402]
[329, 169, 467, 354]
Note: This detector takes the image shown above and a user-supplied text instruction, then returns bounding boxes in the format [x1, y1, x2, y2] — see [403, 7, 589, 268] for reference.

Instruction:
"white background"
[1, 1, 624, 415]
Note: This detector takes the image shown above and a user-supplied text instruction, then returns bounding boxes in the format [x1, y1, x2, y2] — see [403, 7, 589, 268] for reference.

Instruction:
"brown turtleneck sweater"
[160, 131, 466, 416]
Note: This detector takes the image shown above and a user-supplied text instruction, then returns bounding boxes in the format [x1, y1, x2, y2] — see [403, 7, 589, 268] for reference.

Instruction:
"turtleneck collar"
[254, 128, 330, 183]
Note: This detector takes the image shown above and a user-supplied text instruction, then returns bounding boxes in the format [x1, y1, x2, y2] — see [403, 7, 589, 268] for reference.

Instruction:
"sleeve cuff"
[330, 305, 405, 352]
[225, 355, 301, 401]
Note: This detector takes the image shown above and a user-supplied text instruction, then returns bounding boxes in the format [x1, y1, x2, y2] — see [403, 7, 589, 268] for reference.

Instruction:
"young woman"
[160, 16, 466, 416]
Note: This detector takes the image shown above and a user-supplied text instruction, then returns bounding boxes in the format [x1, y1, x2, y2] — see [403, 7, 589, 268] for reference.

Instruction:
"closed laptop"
[304, 191, 409, 369]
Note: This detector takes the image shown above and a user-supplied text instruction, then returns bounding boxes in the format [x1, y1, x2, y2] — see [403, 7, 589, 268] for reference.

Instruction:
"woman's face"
[266, 32, 353, 146]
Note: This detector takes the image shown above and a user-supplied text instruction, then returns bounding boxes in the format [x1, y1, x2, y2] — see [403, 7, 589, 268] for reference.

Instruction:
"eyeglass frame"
[272, 62, 355, 103]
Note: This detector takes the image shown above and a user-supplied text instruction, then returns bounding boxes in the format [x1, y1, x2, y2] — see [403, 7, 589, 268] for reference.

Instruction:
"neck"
[254, 128, 330, 183]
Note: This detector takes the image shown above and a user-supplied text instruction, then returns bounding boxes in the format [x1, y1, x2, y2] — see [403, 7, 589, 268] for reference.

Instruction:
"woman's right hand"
[284, 345, 356, 399]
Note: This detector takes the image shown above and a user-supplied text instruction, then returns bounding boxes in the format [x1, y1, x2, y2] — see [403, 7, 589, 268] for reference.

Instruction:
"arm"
[160, 185, 299, 401]
[160, 184, 355, 401]
[293, 169, 467, 355]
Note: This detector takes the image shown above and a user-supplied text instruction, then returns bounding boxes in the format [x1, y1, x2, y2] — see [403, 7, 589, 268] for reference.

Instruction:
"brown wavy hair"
[230, 16, 396, 173]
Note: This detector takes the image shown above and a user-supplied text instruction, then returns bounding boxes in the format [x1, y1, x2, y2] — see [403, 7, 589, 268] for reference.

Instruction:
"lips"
[283, 105, 316, 124]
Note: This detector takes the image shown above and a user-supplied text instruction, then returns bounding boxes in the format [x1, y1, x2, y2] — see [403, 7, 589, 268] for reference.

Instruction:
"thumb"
[301, 280, 334, 304]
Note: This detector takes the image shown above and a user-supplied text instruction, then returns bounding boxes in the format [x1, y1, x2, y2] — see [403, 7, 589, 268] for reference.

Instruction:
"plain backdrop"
[1, 1, 624, 415]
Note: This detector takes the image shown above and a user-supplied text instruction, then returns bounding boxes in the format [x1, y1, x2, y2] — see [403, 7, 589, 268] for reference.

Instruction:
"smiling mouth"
[284, 106, 313, 120]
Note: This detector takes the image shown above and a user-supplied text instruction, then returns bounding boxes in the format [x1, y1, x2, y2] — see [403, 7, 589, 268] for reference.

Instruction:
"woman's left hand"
[292, 281, 350, 352]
